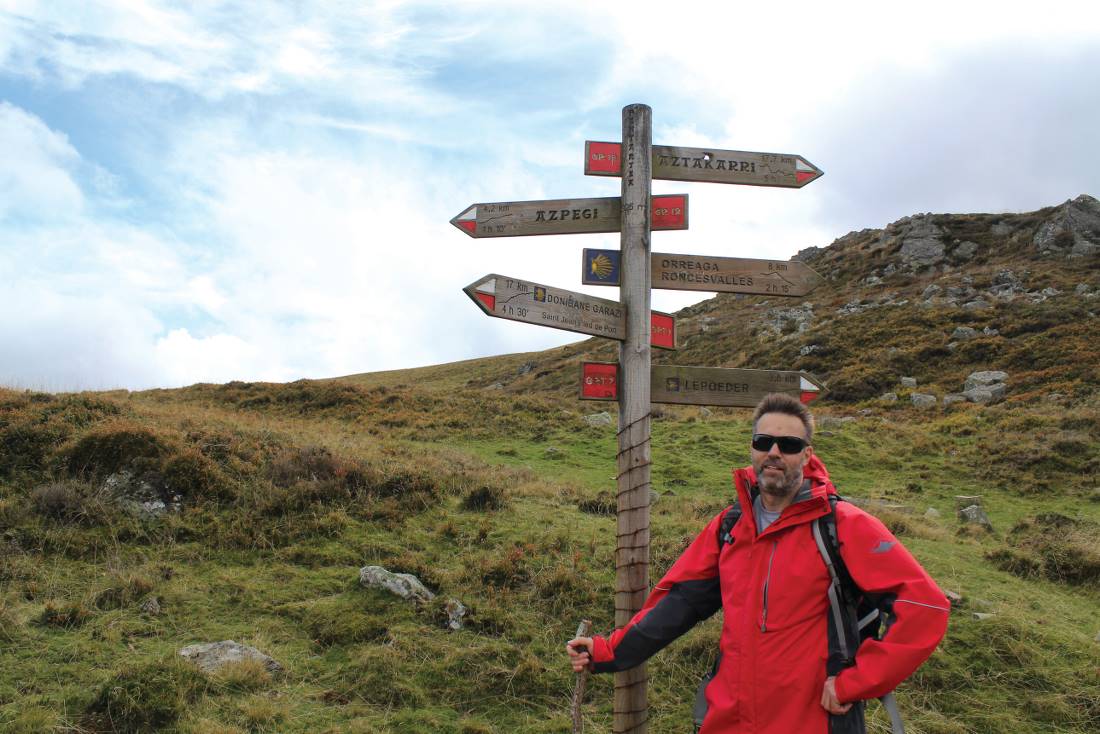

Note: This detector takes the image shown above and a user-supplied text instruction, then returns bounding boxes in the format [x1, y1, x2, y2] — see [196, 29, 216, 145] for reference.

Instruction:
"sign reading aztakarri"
[464, 274, 676, 349]
[582, 249, 823, 297]
[585, 141, 823, 188]
[451, 194, 688, 238]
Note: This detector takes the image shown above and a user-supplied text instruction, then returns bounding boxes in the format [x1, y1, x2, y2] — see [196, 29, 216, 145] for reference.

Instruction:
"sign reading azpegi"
[585, 141, 823, 188]
[464, 274, 677, 349]
[583, 249, 823, 297]
[578, 362, 825, 407]
[450, 194, 688, 238]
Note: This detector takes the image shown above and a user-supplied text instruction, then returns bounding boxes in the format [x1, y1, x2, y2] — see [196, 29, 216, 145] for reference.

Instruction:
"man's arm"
[833, 505, 950, 702]
[580, 509, 726, 674]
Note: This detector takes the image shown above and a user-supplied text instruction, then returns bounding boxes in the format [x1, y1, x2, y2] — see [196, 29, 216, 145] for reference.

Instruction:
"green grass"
[3, 379, 1098, 733]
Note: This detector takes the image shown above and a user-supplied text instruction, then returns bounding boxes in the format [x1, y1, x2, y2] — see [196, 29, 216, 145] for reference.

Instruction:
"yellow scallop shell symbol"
[590, 254, 613, 279]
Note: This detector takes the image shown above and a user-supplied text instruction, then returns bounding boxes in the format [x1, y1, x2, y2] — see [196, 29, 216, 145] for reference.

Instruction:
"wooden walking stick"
[572, 619, 593, 734]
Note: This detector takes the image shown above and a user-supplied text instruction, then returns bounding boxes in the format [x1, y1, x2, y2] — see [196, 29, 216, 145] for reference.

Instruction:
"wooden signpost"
[582, 248, 823, 297]
[463, 274, 677, 349]
[455, 104, 823, 734]
[580, 362, 825, 407]
[585, 141, 823, 188]
[450, 194, 688, 238]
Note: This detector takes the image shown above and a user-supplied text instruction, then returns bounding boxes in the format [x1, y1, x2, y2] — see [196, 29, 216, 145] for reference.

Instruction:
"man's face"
[751, 412, 813, 500]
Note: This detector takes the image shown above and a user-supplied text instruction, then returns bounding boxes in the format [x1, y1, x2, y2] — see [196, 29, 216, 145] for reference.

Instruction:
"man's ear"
[801, 445, 814, 468]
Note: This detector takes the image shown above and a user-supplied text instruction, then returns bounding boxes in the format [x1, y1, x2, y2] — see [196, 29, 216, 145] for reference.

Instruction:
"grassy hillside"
[1, 196, 1099, 733]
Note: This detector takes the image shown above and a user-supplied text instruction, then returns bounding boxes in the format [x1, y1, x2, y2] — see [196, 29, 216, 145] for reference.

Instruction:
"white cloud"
[0, 102, 84, 221]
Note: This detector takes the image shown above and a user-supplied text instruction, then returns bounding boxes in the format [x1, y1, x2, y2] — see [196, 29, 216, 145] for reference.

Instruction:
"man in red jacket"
[566, 393, 949, 733]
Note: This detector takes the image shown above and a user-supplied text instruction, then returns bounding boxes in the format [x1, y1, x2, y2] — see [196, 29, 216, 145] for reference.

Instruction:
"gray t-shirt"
[753, 494, 782, 534]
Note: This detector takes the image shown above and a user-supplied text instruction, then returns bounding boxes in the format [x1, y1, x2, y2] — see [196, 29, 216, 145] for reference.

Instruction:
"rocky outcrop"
[1034, 194, 1100, 257]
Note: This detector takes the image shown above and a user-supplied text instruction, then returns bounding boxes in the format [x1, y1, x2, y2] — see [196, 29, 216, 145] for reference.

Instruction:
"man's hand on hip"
[821, 676, 853, 715]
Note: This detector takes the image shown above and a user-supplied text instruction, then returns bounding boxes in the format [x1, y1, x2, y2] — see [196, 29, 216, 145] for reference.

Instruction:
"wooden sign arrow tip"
[450, 205, 478, 236]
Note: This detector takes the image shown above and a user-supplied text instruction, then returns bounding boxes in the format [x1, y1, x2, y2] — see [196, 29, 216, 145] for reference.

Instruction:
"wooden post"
[614, 103, 652, 734]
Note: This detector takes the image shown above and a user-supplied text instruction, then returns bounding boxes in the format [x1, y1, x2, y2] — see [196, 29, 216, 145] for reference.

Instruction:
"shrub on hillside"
[162, 449, 232, 502]
[987, 514, 1100, 585]
[460, 485, 506, 511]
[93, 572, 155, 611]
[64, 421, 169, 480]
[38, 599, 93, 628]
[0, 422, 67, 479]
[83, 658, 207, 733]
[30, 481, 111, 525]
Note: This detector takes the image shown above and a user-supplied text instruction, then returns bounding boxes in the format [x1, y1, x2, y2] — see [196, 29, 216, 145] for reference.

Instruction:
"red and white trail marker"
[585, 141, 823, 189]
[450, 194, 688, 238]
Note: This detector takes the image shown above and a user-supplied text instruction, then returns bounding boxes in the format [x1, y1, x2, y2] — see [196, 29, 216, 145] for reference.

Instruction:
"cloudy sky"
[1, 1, 1098, 391]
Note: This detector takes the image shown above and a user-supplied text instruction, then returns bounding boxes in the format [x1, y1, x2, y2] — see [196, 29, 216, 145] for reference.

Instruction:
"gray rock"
[799, 344, 819, 356]
[965, 371, 1008, 390]
[898, 219, 947, 268]
[900, 376, 918, 388]
[517, 362, 534, 375]
[584, 412, 613, 427]
[991, 222, 1014, 237]
[958, 504, 994, 532]
[992, 269, 1021, 286]
[444, 598, 467, 631]
[943, 394, 968, 407]
[982, 327, 1000, 336]
[921, 283, 943, 300]
[954, 241, 979, 260]
[1033, 194, 1100, 257]
[1075, 283, 1094, 296]
[699, 407, 713, 419]
[179, 641, 282, 674]
[924, 507, 942, 520]
[962, 386, 1003, 405]
[1095, 630, 1100, 643]
[863, 275, 884, 286]
[911, 393, 937, 409]
[1041, 287, 1062, 298]
[950, 326, 978, 341]
[943, 589, 963, 607]
[359, 566, 435, 603]
[962, 299, 991, 311]
[972, 612, 995, 621]
[140, 597, 161, 615]
[700, 316, 718, 332]
[880, 392, 898, 403]
[103, 471, 180, 518]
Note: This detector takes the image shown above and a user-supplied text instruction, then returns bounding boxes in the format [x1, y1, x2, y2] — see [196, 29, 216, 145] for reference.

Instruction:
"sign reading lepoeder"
[579, 362, 825, 406]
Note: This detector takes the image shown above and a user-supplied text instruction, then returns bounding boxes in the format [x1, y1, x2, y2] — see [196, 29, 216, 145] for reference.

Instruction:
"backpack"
[692, 492, 906, 734]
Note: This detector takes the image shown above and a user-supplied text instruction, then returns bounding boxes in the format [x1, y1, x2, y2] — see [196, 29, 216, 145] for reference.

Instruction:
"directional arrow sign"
[579, 362, 825, 406]
[450, 194, 688, 238]
[583, 249, 823, 297]
[465, 275, 676, 349]
[585, 141, 823, 188]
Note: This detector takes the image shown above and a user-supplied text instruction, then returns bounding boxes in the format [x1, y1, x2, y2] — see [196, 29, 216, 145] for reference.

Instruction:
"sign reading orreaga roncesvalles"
[450, 194, 688, 238]
[585, 141, 823, 188]
[582, 248, 823, 297]
[579, 362, 825, 407]
[464, 275, 676, 350]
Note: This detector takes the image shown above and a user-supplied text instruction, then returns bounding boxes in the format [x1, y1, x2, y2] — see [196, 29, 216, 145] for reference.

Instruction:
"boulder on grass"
[179, 641, 282, 674]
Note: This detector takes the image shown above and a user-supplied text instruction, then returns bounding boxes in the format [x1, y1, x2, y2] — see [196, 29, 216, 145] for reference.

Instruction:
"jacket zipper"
[760, 540, 778, 632]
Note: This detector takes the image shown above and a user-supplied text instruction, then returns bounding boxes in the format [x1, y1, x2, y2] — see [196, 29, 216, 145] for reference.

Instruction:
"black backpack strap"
[716, 503, 742, 550]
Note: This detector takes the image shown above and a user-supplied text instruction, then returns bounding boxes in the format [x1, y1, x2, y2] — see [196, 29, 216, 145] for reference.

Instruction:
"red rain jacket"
[589, 455, 949, 733]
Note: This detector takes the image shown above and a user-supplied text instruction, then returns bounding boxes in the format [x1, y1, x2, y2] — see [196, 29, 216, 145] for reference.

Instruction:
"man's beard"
[756, 460, 803, 500]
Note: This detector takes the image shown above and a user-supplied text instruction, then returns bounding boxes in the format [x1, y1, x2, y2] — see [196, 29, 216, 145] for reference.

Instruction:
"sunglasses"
[751, 434, 809, 454]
